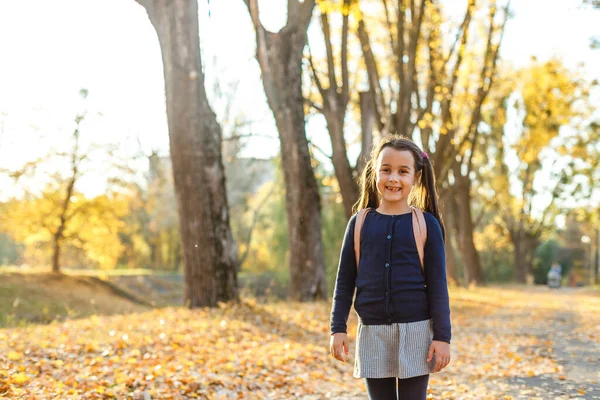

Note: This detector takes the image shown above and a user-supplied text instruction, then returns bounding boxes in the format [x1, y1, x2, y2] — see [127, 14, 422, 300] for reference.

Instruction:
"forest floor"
[0, 272, 599, 399]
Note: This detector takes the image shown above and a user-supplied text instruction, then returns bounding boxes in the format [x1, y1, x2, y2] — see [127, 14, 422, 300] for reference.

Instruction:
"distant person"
[547, 260, 562, 288]
[329, 136, 451, 400]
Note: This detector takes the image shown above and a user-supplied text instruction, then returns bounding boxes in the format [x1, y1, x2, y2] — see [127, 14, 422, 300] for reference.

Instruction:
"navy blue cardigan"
[330, 210, 452, 343]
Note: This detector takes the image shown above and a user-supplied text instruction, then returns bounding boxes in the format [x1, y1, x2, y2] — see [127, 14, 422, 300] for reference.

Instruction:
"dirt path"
[523, 291, 600, 399]
[310, 287, 600, 400]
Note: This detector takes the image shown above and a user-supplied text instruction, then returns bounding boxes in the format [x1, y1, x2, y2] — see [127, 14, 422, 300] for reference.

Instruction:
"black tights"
[365, 375, 429, 400]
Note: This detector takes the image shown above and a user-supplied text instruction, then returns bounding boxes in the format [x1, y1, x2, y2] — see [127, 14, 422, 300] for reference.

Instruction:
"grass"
[0, 266, 293, 328]
[0, 265, 178, 277]
[0, 272, 149, 328]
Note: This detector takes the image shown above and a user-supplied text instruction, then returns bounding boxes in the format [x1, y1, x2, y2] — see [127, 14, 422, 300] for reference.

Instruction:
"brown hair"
[353, 135, 445, 240]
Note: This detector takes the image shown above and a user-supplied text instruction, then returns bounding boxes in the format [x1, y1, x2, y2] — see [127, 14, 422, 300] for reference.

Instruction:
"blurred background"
[0, 0, 599, 306]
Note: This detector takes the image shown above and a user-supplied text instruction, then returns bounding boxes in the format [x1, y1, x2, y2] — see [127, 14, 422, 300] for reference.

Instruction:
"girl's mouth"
[386, 187, 401, 192]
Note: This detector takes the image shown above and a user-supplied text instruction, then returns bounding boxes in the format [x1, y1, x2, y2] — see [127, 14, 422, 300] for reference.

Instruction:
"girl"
[329, 135, 451, 400]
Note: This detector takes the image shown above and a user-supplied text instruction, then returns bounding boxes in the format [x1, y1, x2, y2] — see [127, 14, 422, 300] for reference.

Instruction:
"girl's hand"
[329, 332, 349, 362]
[427, 340, 451, 372]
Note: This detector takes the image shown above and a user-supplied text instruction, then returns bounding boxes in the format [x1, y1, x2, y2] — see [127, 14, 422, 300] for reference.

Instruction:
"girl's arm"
[330, 214, 358, 335]
[423, 213, 452, 343]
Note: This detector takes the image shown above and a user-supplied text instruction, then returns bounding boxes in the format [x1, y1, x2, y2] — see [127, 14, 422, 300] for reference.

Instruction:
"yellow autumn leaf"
[11, 373, 29, 385]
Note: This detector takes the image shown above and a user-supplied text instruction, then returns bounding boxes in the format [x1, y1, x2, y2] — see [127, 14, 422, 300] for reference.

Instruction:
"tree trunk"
[512, 230, 538, 284]
[150, 240, 158, 269]
[441, 199, 460, 286]
[138, 0, 238, 307]
[356, 91, 375, 177]
[52, 235, 61, 273]
[512, 229, 527, 283]
[312, 4, 358, 219]
[454, 173, 483, 285]
[51, 136, 78, 274]
[245, 0, 327, 300]
[323, 105, 358, 219]
[445, 237, 460, 287]
[594, 222, 600, 285]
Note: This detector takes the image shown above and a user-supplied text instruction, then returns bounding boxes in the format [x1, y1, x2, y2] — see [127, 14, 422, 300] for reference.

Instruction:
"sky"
[0, 0, 598, 200]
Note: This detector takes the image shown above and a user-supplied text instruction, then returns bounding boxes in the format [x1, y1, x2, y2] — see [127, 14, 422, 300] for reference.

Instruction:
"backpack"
[353, 207, 427, 273]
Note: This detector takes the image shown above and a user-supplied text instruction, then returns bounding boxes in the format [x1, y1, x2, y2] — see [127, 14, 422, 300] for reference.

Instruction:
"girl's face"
[375, 147, 417, 207]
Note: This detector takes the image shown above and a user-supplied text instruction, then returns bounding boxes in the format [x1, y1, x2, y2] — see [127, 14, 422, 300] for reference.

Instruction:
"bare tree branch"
[308, 139, 333, 160]
[245, 0, 270, 75]
[321, 11, 338, 91]
[464, 1, 510, 175]
[381, 0, 397, 70]
[357, 18, 387, 132]
[434, 0, 474, 169]
[396, 0, 406, 131]
[341, 0, 351, 103]
[399, 0, 426, 135]
[306, 41, 325, 97]
[420, 18, 439, 150]
[223, 133, 279, 142]
[237, 183, 276, 266]
[306, 99, 323, 112]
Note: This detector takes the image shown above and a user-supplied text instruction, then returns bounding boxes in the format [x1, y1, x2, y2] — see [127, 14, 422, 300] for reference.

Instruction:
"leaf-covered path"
[1, 286, 599, 399]
[424, 287, 600, 400]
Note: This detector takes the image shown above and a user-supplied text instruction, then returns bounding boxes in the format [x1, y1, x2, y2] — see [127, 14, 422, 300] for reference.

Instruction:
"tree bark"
[310, 3, 358, 219]
[511, 226, 539, 283]
[244, 0, 327, 300]
[441, 197, 461, 286]
[52, 236, 61, 273]
[512, 229, 527, 283]
[138, 0, 238, 307]
[356, 91, 375, 177]
[323, 106, 358, 218]
[454, 170, 483, 285]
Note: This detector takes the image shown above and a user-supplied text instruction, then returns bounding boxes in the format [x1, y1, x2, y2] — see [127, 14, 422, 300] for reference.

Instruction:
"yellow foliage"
[2, 186, 128, 269]
[475, 222, 511, 251]
[517, 59, 582, 162]
[317, 0, 361, 18]
[317, 0, 336, 15]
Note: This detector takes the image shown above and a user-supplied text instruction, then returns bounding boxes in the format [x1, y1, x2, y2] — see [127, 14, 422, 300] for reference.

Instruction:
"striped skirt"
[353, 319, 435, 379]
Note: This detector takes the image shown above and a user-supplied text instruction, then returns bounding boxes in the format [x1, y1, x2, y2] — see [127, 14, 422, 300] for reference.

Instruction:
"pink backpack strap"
[354, 208, 371, 269]
[411, 207, 427, 272]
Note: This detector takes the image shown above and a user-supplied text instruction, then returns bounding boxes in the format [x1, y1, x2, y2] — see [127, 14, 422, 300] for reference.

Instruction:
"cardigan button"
[385, 263, 389, 268]
[387, 235, 391, 239]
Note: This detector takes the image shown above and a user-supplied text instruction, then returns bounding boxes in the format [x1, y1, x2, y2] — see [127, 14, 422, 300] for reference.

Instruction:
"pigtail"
[418, 156, 446, 241]
[352, 159, 379, 213]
